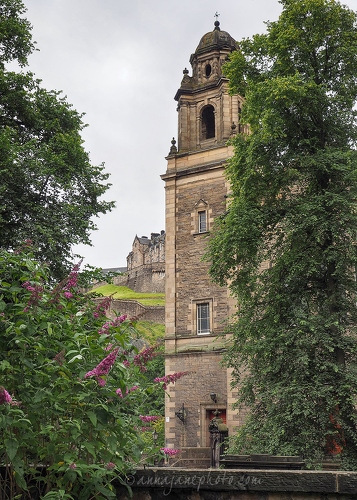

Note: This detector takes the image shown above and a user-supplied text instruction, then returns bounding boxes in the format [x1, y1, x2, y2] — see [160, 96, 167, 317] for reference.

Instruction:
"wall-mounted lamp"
[210, 392, 217, 403]
[152, 429, 158, 443]
[175, 403, 187, 424]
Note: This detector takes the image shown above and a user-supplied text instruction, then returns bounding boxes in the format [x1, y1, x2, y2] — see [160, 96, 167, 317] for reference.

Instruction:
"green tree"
[207, 0, 357, 468]
[0, 0, 114, 279]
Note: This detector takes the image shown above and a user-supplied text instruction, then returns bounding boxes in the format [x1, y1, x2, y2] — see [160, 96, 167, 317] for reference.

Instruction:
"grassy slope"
[90, 285, 165, 342]
[132, 320, 165, 345]
[92, 284, 165, 307]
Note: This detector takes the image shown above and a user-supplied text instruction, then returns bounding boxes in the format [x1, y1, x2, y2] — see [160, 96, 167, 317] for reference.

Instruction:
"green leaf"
[0, 360, 11, 371]
[66, 350, 80, 356]
[87, 411, 97, 427]
[83, 441, 96, 458]
[5, 437, 19, 460]
[68, 354, 83, 363]
[14, 472, 27, 491]
[22, 358, 35, 369]
[94, 483, 116, 498]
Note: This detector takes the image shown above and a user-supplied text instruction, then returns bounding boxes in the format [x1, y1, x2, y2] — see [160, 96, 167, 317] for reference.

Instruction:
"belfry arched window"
[201, 105, 215, 140]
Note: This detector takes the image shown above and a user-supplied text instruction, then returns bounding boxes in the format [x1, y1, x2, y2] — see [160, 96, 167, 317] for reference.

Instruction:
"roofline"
[174, 77, 229, 101]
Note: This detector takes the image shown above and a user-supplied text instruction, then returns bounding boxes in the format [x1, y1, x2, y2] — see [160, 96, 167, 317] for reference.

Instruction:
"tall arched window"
[201, 105, 215, 140]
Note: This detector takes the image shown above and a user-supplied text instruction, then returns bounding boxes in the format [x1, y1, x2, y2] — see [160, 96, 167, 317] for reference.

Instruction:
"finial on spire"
[169, 137, 177, 156]
[214, 11, 220, 30]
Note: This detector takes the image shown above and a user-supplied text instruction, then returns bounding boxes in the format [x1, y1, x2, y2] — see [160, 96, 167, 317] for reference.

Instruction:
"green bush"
[0, 247, 165, 499]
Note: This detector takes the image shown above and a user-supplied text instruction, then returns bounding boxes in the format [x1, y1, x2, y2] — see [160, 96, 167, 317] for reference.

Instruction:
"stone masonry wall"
[163, 149, 241, 454]
[175, 170, 229, 336]
[110, 264, 165, 294]
[94, 298, 165, 324]
[126, 262, 165, 293]
[165, 350, 228, 451]
[115, 468, 357, 500]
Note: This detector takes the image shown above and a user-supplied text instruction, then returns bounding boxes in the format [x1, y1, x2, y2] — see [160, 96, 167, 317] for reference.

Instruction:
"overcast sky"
[21, 0, 356, 269]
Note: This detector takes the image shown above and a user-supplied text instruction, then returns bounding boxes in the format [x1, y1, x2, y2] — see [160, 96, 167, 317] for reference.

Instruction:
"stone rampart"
[126, 263, 165, 293]
[108, 299, 164, 323]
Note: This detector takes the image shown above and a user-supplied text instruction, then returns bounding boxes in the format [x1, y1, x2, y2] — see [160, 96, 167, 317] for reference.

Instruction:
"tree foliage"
[0, 246, 167, 499]
[0, 0, 114, 279]
[207, 0, 357, 467]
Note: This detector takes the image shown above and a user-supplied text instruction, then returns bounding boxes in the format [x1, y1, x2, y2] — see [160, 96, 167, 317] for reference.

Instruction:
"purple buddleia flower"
[116, 385, 139, 398]
[139, 415, 160, 422]
[64, 260, 82, 291]
[84, 347, 119, 386]
[93, 296, 112, 318]
[22, 281, 43, 310]
[161, 448, 181, 456]
[98, 314, 127, 335]
[154, 371, 190, 390]
[0, 387, 13, 404]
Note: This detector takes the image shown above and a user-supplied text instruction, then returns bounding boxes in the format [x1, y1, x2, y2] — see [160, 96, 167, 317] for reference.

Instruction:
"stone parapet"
[115, 468, 357, 499]
[93, 298, 165, 324]
[110, 299, 165, 323]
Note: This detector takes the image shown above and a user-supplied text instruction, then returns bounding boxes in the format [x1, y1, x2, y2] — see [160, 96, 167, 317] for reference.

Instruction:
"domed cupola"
[172, 20, 242, 153]
[195, 20, 237, 55]
[175, 21, 237, 98]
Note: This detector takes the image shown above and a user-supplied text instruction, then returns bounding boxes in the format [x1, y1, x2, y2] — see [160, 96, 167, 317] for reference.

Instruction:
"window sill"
[193, 231, 209, 236]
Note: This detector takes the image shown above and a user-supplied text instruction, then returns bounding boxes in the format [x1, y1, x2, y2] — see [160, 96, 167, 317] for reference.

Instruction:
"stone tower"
[161, 20, 245, 467]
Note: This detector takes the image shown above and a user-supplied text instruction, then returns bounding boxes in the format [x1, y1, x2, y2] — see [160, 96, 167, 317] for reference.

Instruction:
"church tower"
[161, 20, 245, 467]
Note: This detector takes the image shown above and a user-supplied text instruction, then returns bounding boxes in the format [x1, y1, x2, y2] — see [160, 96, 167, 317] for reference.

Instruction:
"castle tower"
[161, 20, 245, 467]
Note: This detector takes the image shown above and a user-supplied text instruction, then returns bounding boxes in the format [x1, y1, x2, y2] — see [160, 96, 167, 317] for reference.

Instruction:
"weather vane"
[214, 11, 220, 22]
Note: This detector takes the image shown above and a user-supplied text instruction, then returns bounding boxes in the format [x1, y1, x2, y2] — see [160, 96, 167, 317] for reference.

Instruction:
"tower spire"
[214, 11, 220, 30]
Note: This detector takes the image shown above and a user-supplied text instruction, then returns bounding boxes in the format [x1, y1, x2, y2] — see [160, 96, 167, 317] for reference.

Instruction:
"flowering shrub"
[93, 295, 112, 319]
[116, 385, 139, 398]
[133, 345, 158, 372]
[0, 387, 13, 405]
[84, 347, 119, 385]
[64, 260, 82, 289]
[139, 415, 160, 422]
[161, 448, 181, 456]
[154, 371, 190, 390]
[0, 248, 164, 499]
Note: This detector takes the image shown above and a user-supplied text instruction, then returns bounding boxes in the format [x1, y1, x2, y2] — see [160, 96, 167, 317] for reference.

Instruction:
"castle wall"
[126, 232, 166, 293]
[126, 262, 165, 294]
[94, 298, 165, 324]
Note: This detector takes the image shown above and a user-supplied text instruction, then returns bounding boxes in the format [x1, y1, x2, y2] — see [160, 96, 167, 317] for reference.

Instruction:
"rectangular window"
[197, 303, 210, 335]
[198, 211, 207, 233]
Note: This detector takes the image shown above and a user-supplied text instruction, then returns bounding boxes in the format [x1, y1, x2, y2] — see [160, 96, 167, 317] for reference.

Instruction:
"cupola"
[172, 21, 241, 154]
